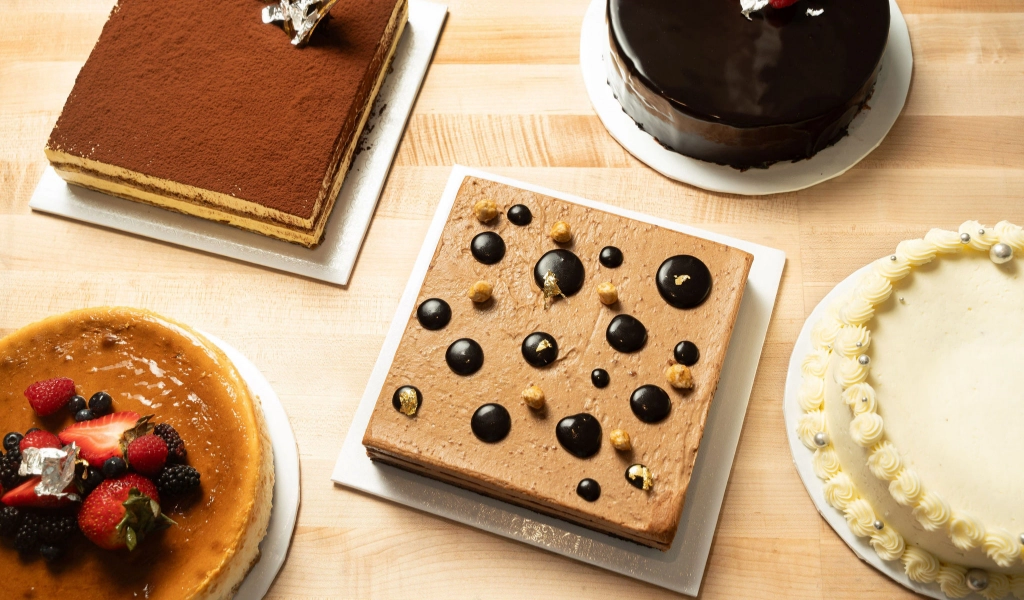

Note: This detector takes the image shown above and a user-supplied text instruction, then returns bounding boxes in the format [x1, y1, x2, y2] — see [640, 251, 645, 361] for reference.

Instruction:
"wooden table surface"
[2, 0, 1022, 597]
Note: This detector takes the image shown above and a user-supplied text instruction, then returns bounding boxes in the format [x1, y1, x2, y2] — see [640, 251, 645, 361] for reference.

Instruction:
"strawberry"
[19, 430, 62, 453]
[1, 477, 76, 509]
[24, 377, 76, 417]
[58, 411, 145, 466]
[77, 474, 174, 551]
[769, 0, 800, 7]
[126, 435, 168, 476]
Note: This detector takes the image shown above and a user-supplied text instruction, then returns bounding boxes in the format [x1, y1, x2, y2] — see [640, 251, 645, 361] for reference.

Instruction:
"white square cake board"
[332, 166, 786, 596]
[28, 0, 448, 286]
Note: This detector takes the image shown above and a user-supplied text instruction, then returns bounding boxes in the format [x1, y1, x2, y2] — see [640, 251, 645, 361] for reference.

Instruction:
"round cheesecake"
[0, 307, 274, 600]
[606, 0, 890, 169]
[798, 223, 1024, 599]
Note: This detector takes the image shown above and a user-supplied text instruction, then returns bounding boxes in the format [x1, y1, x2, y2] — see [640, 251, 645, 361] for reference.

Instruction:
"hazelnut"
[665, 364, 694, 389]
[550, 221, 572, 243]
[610, 429, 632, 451]
[473, 199, 499, 223]
[467, 280, 493, 303]
[522, 385, 545, 410]
[597, 282, 618, 305]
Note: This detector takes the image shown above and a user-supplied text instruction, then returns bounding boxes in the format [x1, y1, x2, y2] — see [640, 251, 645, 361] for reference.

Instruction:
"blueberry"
[67, 395, 87, 414]
[81, 467, 105, 496]
[74, 409, 95, 422]
[39, 545, 63, 562]
[88, 392, 113, 415]
[101, 456, 127, 478]
[26, 428, 40, 435]
[3, 433, 23, 453]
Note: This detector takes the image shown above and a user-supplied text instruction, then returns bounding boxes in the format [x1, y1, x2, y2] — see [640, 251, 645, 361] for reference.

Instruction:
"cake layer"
[363, 177, 753, 549]
[0, 307, 274, 599]
[45, 0, 406, 246]
[606, 0, 889, 169]
[798, 222, 1024, 597]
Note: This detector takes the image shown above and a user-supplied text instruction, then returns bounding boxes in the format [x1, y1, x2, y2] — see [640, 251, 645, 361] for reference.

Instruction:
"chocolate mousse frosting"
[606, 0, 890, 169]
[363, 177, 753, 549]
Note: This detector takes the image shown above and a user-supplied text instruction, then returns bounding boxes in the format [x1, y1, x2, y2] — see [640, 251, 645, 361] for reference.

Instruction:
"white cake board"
[28, 1, 448, 286]
[580, 0, 913, 195]
[332, 165, 786, 596]
[783, 266, 1006, 600]
[202, 331, 300, 600]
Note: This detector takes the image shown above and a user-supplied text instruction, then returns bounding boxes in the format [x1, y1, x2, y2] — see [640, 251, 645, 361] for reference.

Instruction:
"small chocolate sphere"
[673, 341, 700, 366]
[656, 255, 712, 309]
[533, 250, 586, 297]
[630, 384, 671, 423]
[591, 368, 610, 388]
[471, 404, 511, 443]
[416, 298, 452, 330]
[392, 386, 422, 416]
[606, 314, 648, 353]
[522, 332, 558, 367]
[576, 478, 601, 502]
[470, 232, 506, 265]
[556, 413, 603, 458]
[446, 338, 484, 375]
[599, 246, 623, 268]
[507, 204, 533, 226]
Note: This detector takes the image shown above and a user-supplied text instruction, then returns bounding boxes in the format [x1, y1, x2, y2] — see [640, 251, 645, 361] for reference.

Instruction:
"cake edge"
[796, 222, 1024, 599]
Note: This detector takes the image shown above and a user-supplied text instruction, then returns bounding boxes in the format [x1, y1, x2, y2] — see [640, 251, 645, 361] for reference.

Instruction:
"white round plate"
[580, 0, 913, 195]
[783, 267, 1002, 600]
[202, 332, 300, 600]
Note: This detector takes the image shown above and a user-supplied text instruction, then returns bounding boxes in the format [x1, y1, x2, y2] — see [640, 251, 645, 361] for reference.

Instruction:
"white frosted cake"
[798, 221, 1024, 600]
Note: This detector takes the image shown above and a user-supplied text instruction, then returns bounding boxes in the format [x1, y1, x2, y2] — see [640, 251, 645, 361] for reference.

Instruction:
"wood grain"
[1, 0, 1022, 598]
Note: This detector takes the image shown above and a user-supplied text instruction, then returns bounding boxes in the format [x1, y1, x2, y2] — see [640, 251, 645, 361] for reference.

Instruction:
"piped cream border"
[797, 221, 1024, 600]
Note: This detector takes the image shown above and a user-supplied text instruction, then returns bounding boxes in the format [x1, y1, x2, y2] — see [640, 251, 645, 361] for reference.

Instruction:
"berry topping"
[58, 411, 143, 466]
[3, 432, 23, 453]
[19, 430, 62, 453]
[37, 512, 77, 545]
[769, 0, 799, 7]
[78, 474, 174, 551]
[39, 544, 64, 562]
[67, 395, 87, 414]
[102, 457, 128, 479]
[156, 464, 201, 497]
[1, 477, 77, 509]
[80, 467, 105, 496]
[126, 435, 168, 476]
[24, 377, 77, 417]
[0, 452, 22, 491]
[75, 408, 96, 422]
[13, 512, 40, 553]
[0, 506, 20, 537]
[153, 424, 187, 462]
[88, 391, 114, 415]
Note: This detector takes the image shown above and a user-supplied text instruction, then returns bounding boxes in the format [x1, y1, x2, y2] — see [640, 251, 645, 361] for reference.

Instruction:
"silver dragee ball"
[960, 233, 971, 244]
[813, 432, 829, 448]
[858, 354, 871, 366]
[873, 520, 884, 531]
[966, 569, 989, 592]
[990, 242, 1013, 264]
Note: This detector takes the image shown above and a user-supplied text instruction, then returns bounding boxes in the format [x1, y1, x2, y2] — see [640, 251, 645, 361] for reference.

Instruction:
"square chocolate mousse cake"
[362, 177, 753, 549]
[44, 0, 407, 247]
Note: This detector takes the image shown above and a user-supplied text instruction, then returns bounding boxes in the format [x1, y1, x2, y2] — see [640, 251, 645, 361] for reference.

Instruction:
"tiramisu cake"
[606, 0, 890, 169]
[0, 307, 274, 599]
[362, 177, 753, 549]
[44, 0, 407, 247]
[798, 222, 1024, 599]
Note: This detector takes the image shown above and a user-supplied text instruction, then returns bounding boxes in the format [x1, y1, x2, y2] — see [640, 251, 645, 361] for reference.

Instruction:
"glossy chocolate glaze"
[607, 0, 889, 169]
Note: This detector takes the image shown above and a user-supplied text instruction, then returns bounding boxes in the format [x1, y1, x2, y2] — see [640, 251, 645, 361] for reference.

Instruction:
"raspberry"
[153, 424, 187, 462]
[19, 430, 62, 453]
[24, 377, 77, 417]
[156, 464, 201, 496]
[126, 435, 168, 476]
[769, 0, 800, 7]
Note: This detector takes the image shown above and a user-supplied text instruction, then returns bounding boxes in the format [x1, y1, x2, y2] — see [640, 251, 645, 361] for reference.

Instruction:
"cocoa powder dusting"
[46, 0, 400, 219]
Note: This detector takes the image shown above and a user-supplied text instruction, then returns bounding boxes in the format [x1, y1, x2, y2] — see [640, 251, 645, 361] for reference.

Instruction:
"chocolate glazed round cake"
[606, 0, 890, 169]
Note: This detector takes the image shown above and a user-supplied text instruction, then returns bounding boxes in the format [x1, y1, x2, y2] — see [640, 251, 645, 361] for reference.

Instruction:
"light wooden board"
[1, 1, 1022, 598]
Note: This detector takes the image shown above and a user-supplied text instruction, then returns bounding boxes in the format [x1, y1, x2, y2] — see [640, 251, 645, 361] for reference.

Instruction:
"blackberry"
[156, 464, 201, 496]
[37, 513, 77, 545]
[0, 506, 20, 538]
[0, 451, 22, 491]
[13, 513, 40, 553]
[154, 424, 187, 462]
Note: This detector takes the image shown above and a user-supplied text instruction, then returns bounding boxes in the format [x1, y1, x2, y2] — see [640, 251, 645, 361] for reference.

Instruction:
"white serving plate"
[782, 266, 1008, 600]
[332, 165, 786, 596]
[580, 0, 913, 195]
[29, 0, 448, 286]
[202, 331, 300, 599]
